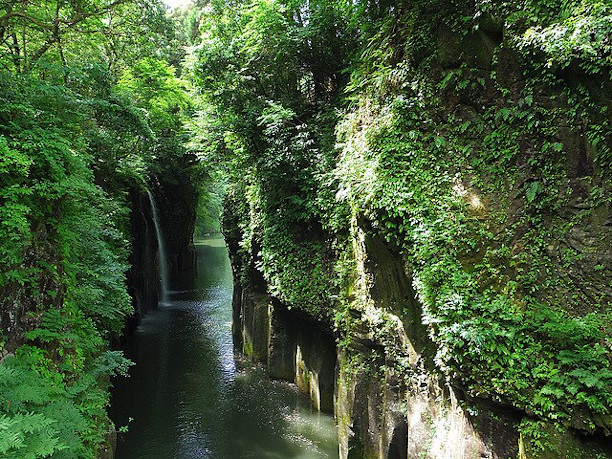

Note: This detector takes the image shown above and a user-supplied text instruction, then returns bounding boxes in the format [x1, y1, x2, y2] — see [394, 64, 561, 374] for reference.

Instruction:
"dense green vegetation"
[191, 0, 612, 451]
[1, 0, 611, 456]
[0, 0, 200, 456]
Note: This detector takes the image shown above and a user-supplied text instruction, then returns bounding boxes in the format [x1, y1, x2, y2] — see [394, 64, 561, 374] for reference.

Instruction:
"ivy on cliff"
[333, 0, 612, 435]
[189, 0, 358, 317]
[190, 0, 612, 444]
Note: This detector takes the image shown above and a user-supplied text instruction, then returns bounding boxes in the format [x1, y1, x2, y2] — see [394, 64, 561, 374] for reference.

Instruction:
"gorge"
[1, 0, 612, 458]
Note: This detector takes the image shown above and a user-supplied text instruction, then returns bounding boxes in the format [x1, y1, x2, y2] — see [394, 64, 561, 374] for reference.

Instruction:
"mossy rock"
[519, 421, 612, 459]
[462, 29, 501, 70]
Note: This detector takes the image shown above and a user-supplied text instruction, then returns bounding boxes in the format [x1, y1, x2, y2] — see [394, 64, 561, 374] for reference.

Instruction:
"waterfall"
[147, 190, 169, 303]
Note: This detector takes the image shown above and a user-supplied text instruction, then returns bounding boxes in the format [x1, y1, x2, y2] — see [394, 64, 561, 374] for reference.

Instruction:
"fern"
[0, 357, 93, 458]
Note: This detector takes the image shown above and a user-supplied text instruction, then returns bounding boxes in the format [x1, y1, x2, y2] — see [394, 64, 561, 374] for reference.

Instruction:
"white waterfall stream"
[147, 190, 169, 303]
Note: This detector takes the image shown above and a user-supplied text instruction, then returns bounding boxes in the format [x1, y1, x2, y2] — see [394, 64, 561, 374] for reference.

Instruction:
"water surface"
[111, 237, 338, 458]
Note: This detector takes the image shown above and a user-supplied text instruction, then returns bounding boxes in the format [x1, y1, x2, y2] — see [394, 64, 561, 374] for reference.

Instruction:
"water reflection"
[110, 237, 338, 459]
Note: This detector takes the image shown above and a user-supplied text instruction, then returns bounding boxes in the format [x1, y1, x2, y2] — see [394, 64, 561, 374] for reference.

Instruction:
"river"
[110, 237, 339, 458]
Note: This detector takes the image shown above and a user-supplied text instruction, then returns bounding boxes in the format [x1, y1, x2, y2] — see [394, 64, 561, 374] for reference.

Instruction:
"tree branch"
[26, 0, 131, 67]
[0, 11, 54, 31]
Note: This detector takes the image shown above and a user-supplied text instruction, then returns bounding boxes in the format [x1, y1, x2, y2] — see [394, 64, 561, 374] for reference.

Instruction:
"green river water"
[110, 237, 339, 458]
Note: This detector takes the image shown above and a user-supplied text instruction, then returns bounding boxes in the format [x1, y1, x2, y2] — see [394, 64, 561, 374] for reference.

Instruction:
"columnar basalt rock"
[126, 189, 161, 330]
[229, 254, 337, 414]
[226, 218, 612, 458]
[125, 183, 197, 330]
[217, 4, 612, 455]
[337, 228, 612, 459]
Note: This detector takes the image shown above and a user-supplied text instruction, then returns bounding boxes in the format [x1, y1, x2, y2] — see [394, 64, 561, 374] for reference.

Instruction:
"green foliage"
[118, 58, 191, 134]
[0, 0, 199, 456]
[0, 348, 130, 458]
[331, 0, 612, 434]
[194, 177, 224, 236]
[0, 71, 136, 456]
[0, 0, 180, 76]
[514, 1, 612, 74]
[192, 0, 612, 441]
[191, 0, 357, 315]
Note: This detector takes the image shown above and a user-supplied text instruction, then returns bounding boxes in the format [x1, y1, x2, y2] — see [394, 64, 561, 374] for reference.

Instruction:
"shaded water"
[110, 237, 338, 458]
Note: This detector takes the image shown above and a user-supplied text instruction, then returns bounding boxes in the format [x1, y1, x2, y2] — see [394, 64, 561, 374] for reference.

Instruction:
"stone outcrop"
[155, 173, 198, 278]
[232, 285, 337, 413]
[221, 8, 612, 457]
[125, 175, 197, 330]
[227, 223, 612, 458]
[125, 188, 161, 331]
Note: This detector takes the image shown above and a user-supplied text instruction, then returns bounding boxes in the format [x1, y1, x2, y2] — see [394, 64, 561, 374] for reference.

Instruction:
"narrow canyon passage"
[110, 237, 338, 458]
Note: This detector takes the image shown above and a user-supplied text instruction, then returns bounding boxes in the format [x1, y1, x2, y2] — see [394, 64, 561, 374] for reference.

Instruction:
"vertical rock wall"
[125, 180, 197, 331]
[232, 285, 337, 414]
[125, 189, 161, 331]
[227, 223, 612, 458]
[156, 176, 198, 278]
